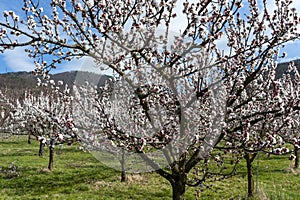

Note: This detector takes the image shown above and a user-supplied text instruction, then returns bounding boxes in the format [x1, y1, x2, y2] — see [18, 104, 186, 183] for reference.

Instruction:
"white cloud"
[169, 0, 198, 33]
[290, 1, 300, 12]
[53, 56, 113, 75]
[168, 0, 299, 33]
[2, 47, 35, 72]
[168, 0, 187, 33]
[1, 48, 110, 74]
[265, 0, 300, 15]
[53, 58, 84, 73]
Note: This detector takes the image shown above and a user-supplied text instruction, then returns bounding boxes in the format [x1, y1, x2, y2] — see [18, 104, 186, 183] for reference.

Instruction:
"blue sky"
[0, 0, 299, 74]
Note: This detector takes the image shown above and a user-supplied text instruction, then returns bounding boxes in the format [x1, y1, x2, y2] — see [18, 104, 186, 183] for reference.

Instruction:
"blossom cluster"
[6, 90, 77, 148]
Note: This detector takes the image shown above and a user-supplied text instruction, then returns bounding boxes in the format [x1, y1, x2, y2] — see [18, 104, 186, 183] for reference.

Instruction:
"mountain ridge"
[0, 58, 299, 97]
[0, 70, 111, 99]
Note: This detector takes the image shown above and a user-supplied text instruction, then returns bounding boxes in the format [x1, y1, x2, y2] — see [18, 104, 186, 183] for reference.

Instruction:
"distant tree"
[216, 60, 300, 197]
[8, 87, 77, 170]
[283, 119, 300, 169]
[273, 62, 300, 169]
[72, 82, 129, 182]
[0, 89, 15, 134]
[0, 0, 300, 199]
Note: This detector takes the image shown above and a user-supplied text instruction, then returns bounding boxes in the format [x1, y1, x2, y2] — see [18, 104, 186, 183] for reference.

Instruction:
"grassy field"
[0, 136, 299, 200]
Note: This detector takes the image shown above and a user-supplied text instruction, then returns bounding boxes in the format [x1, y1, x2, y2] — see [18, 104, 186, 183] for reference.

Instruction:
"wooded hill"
[0, 59, 299, 98]
[0, 71, 111, 99]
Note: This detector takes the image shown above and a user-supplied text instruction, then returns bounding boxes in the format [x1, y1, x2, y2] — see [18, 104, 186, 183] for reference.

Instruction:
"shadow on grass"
[1, 164, 117, 197]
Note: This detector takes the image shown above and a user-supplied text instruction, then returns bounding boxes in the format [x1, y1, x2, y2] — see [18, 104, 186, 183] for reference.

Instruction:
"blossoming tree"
[0, 0, 299, 199]
[0, 89, 15, 136]
[8, 86, 77, 170]
[272, 62, 300, 169]
[72, 81, 132, 182]
[215, 60, 300, 197]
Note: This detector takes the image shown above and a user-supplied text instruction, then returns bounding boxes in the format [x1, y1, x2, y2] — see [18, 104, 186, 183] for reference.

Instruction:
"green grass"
[0, 136, 299, 199]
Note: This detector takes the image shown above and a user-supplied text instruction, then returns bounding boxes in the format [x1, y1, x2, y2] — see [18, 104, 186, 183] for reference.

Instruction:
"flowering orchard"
[0, 89, 15, 130]
[72, 81, 131, 182]
[215, 60, 300, 197]
[5, 87, 77, 170]
[272, 62, 300, 169]
[0, 0, 300, 199]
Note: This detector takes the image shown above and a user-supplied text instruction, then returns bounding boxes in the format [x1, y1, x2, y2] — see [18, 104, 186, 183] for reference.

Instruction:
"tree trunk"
[39, 142, 45, 156]
[121, 171, 127, 182]
[120, 149, 127, 182]
[170, 173, 187, 200]
[171, 179, 186, 200]
[294, 146, 299, 169]
[244, 152, 257, 198]
[27, 134, 31, 144]
[48, 146, 54, 171]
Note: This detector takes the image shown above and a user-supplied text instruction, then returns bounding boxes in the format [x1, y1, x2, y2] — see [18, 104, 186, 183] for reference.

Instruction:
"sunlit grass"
[0, 136, 299, 199]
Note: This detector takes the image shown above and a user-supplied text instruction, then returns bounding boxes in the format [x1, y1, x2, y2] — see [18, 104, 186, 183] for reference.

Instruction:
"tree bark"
[121, 170, 127, 182]
[48, 146, 54, 171]
[39, 141, 45, 156]
[120, 149, 127, 182]
[170, 172, 187, 200]
[27, 134, 31, 144]
[244, 152, 257, 198]
[294, 146, 299, 169]
[171, 179, 186, 200]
